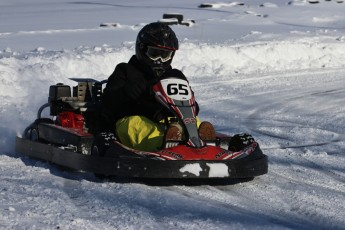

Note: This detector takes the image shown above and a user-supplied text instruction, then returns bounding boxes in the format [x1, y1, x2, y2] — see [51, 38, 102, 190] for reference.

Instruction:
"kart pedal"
[198, 121, 216, 141]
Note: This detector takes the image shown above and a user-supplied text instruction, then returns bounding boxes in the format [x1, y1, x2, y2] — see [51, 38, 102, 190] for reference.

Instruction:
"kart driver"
[101, 22, 215, 152]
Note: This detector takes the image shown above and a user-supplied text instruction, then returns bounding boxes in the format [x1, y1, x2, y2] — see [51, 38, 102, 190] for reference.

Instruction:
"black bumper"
[15, 137, 268, 179]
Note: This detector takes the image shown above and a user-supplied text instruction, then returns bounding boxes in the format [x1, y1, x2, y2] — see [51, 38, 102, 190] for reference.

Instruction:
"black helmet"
[135, 22, 179, 77]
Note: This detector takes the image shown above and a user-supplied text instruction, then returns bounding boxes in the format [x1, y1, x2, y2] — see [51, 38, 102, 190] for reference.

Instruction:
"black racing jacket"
[100, 55, 198, 130]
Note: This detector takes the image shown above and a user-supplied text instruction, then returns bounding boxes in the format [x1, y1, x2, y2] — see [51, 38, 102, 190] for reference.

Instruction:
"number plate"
[160, 79, 192, 101]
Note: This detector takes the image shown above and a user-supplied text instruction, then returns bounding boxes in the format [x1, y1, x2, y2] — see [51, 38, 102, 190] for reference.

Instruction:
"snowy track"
[1, 66, 345, 229]
[1, 0, 345, 229]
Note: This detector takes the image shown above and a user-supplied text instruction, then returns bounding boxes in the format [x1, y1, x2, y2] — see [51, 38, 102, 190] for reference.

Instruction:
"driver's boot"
[164, 123, 183, 141]
[198, 121, 216, 141]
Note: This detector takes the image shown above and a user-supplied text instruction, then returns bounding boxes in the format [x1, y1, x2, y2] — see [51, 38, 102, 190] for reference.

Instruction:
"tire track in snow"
[267, 158, 345, 229]
[168, 183, 318, 230]
[244, 69, 345, 148]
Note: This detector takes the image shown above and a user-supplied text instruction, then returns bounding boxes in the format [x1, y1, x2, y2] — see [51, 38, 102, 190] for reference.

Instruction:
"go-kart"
[15, 77, 268, 179]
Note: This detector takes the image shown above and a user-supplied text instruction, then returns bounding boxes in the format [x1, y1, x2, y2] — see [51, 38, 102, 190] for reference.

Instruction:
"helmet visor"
[146, 46, 174, 62]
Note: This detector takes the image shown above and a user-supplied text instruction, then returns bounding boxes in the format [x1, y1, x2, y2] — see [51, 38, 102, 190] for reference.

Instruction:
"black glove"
[124, 76, 147, 101]
[228, 133, 255, 151]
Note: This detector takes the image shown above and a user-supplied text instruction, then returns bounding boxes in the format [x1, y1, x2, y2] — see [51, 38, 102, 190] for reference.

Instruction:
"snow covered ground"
[1, 0, 345, 229]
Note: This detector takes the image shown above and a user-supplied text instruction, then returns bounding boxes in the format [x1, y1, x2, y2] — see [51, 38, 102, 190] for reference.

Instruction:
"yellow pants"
[116, 115, 201, 152]
[116, 116, 165, 152]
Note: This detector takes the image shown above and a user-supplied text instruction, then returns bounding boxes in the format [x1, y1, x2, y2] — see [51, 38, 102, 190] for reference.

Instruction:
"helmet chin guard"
[152, 66, 166, 77]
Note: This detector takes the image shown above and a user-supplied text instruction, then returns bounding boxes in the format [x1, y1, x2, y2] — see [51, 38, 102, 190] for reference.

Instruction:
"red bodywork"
[155, 143, 257, 160]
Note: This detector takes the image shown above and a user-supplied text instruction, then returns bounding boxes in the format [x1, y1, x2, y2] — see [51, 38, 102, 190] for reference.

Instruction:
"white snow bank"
[175, 37, 345, 78]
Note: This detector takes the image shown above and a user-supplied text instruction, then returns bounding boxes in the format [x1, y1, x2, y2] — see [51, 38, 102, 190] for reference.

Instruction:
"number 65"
[167, 83, 189, 95]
